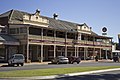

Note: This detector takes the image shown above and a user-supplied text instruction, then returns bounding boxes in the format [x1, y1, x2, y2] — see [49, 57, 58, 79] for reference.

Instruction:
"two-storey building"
[0, 9, 112, 62]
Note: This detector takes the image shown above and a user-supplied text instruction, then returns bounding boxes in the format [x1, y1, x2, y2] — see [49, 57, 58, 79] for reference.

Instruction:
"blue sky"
[0, 0, 120, 42]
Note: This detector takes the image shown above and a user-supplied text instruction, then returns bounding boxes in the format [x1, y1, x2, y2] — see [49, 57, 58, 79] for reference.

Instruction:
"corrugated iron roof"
[0, 9, 112, 39]
[0, 34, 19, 45]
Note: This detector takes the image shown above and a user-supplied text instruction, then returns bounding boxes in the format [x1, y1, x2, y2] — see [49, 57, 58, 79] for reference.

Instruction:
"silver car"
[51, 56, 69, 64]
[8, 54, 25, 66]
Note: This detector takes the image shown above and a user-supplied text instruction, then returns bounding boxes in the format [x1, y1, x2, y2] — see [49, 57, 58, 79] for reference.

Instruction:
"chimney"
[53, 13, 58, 19]
[90, 27, 92, 31]
[35, 9, 40, 15]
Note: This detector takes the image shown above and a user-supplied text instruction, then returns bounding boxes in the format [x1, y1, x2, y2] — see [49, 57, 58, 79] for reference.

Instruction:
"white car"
[8, 54, 25, 66]
[0, 56, 5, 62]
[51, 56, 69, 64]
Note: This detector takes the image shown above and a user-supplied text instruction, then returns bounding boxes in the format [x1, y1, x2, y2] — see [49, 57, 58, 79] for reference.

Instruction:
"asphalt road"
[54, 70, 120, 80]
[0, 61, 120, 72]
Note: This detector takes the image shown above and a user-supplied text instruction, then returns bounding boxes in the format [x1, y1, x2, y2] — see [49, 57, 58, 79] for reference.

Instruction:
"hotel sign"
[102, 27, 107, 36]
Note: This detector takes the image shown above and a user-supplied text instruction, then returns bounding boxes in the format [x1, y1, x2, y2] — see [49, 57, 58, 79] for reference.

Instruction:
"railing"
[29, 35, 65, 42]
[66, 39, 74, 42]
[43, 36, 54, 41]
[55, 37, 65, 42]
[28, 35, 112, 47]
[77, 40, 111, 47]
[100, 42, 112, 46]
[86, 41, 94, 45]
[94, 41, 101, 45]
[29, 35, 42, 39]
[78, 40, 94, 45]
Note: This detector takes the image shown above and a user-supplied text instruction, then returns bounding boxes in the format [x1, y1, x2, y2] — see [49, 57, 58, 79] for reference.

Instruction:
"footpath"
[0, 60, 120, 80]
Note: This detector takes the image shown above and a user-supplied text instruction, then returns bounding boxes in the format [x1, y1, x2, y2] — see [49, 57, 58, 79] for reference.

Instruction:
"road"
[0, 61, 120, 72]
[54, 70, 120, 80]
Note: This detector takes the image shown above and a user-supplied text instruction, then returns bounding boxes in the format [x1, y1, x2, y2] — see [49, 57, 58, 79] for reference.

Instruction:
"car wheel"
[57, 61, 59, 64]
[9, 62, 14, 66]
[17, 64, 19, 66]
[21, 63, 24, 66]
[8, 62, 10, 66]
[12, 64, 15, 66]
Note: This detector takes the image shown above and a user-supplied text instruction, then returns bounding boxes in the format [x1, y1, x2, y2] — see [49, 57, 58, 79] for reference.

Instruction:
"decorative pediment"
[77, 23, 92, 34]
[23, 9, 49, 27]
[77, 23, 91, 31]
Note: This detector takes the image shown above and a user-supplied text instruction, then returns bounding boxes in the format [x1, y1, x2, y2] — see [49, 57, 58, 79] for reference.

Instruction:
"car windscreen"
[58, 56, 65, 58]
[14, 55, 24, 59]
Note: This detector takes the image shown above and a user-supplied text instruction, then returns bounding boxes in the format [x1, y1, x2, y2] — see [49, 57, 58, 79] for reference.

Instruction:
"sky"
[0, 0, 120, 42]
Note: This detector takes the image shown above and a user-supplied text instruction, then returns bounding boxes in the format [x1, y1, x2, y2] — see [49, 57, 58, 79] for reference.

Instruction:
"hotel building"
[0, 9, 112, 62]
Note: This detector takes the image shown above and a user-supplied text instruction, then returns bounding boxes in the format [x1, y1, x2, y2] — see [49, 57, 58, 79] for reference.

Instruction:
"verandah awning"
[0, 34, 19, 45]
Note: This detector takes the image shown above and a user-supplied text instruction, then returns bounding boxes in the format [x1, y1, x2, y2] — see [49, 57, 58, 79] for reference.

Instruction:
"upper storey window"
[20, 27, 27, 33]
[29, 27, 41, 35]
[9, 28, 19, 34]
[9, 27, 27, 34]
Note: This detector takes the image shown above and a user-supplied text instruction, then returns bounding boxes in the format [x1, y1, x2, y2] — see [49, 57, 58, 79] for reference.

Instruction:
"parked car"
[0, 56, 5, 62]
[68, 56, 81, 64]
[113, 55, 120, 62]
[8, 54, 25, 66]
[51, 56, 69, 64]
[112, 52, 120, 62]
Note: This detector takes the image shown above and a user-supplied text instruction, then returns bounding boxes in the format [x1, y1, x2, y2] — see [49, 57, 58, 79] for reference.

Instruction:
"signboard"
[102, 27, 107, 36]
[102, 27, 107, 32]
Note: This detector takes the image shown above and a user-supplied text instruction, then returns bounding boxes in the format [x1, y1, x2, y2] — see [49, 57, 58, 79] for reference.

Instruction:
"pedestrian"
[95, 56, 98, 61]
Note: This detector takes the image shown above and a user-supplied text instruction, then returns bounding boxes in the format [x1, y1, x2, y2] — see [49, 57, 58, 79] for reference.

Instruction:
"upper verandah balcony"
[28, 27, 112, 46]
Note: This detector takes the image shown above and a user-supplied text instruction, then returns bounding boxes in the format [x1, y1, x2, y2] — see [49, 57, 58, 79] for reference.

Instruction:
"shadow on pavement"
[55, 73, 120, 80]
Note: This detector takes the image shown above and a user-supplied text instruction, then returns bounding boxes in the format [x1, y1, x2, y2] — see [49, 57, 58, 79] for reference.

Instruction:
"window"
[16, 28, 19, 34]
[10, 28, 16, 34]
[29, 27, 41, 35]
[36, 17, 38, 19]
[81, 35, 85, 40]
[47, 30, 54, 37]
[20, 27, 27, 33]
[43, 29, 47, 36]
[67, 33, 75, 39]
[9, 28, 19, 34]
[56, 31, 65, 38]
[1, 28, 7, 34]
[43, 29, 54, 37]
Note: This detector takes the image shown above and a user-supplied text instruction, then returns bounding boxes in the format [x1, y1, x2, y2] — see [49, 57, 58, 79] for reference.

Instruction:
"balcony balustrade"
[43, 36, 54, 41]
[66, 39, 74, 42]
[28, 35, 111, 47]
[29, 35, 42, 39]
[55, 37, 65, 42]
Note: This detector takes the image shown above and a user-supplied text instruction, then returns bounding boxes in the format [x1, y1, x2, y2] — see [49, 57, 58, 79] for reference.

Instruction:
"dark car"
[113, 55, 120, 62]
[68, 56, 81, 64]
